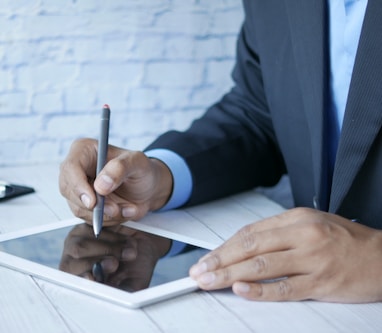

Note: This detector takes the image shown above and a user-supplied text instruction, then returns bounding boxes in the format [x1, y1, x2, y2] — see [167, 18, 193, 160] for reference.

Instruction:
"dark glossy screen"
[0, 223, 207, 292]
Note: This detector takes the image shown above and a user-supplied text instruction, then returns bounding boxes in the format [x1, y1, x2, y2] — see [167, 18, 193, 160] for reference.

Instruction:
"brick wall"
[0, 0, 243, 166]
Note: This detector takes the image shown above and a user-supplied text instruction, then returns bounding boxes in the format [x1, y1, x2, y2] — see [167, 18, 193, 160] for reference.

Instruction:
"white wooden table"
[1, 163, 381, 333]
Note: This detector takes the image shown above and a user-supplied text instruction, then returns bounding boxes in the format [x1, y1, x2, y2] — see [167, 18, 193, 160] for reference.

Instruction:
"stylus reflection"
[59, 224, 173, 292]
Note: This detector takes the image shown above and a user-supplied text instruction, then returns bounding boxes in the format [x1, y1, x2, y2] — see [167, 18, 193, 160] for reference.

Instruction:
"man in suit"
[59, 0, 382, 302]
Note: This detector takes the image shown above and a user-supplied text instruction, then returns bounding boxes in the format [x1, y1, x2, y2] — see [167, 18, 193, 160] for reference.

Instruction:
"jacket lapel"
[284, 0, 329, 210]
[330, 0, 382, 212]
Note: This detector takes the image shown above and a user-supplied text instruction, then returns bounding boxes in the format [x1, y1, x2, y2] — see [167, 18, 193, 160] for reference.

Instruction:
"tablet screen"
[0, 223, 208, 293]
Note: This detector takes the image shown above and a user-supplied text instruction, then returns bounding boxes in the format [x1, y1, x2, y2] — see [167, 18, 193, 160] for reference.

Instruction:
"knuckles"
[289, 207, 332, 242]
[208, 253, 223, 271]
[222, 267, 232, 283]
[251, 256, 268, 275]
[277, 280, 293, 298]
[237, 224, 258, 254]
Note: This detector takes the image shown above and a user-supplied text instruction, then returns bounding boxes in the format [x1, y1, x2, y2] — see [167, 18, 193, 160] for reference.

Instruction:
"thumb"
[93, 156, 132, 195]
[93, 150, 148, 196]
[94, 172, 115, 195]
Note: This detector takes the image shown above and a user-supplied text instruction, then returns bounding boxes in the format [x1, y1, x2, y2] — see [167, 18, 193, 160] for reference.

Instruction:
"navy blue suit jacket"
[147, 0, 382, 230]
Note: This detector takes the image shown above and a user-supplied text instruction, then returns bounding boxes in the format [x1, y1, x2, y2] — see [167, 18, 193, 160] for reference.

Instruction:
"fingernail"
[122, 206, 137, 218]
[81, 194, 91, 208]
[199, 272, 215, 285]
[98, 174, 113, 191]
[190, 262, 208, 277]
[234, 282, 250, 294]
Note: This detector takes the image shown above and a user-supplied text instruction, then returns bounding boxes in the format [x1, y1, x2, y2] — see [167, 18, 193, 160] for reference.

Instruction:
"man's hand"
[190, 207, 382, 303]
[59, 138, 173, 225]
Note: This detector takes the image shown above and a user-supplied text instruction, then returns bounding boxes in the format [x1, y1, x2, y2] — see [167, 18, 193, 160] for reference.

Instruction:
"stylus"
[93, 104, 111, 238]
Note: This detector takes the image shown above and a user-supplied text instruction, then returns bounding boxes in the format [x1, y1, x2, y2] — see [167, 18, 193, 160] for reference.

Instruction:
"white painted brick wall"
[0, 0, 243, 166]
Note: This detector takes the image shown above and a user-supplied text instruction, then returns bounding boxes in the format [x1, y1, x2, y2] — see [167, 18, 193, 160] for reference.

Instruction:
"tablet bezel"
[0, 218, 214, 308]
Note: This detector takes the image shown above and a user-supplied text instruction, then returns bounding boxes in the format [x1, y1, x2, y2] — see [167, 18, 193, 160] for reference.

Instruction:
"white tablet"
[0, 218, 211, 308]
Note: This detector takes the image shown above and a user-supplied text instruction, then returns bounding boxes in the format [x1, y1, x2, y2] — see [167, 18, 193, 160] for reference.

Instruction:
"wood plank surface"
[0, 267, 71, 333]
[1, 163, 382, 333]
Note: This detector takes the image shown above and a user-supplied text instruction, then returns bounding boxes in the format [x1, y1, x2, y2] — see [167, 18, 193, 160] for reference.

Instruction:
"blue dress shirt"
[328, 0, 368, 172]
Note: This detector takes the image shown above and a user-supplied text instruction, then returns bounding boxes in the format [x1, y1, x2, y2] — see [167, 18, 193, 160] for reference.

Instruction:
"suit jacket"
[147, 0, 382, 230]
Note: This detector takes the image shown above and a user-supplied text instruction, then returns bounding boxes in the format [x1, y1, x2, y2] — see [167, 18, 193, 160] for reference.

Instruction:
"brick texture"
[0, 0, 243, 166]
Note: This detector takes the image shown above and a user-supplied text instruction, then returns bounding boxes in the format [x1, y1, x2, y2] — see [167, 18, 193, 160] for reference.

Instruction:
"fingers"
[60, 163, 96, 208]
[191, 221, 300, 277]
[59, 139, 99, 219]
[191, 208, 321, 274]
[93, 150, 148, 196]
[232, 275, 312, 302]
[93, 151, 153, 221]
[191, 249, 305, 290]
[189, 208, 328, 301]
[60, 139, 150, 222]
[190, 208, 382, 303]
[60, 137, 165, 223]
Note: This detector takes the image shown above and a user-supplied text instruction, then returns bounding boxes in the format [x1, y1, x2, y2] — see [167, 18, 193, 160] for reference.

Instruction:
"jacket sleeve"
[146, 15, 286, 206]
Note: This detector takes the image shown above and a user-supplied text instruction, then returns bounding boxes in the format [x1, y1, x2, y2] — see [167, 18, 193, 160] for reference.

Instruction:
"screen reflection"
[0, 223, 207, 292]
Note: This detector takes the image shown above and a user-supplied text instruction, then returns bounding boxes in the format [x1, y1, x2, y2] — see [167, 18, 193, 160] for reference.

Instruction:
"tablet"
[0, 218, 211, 308]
